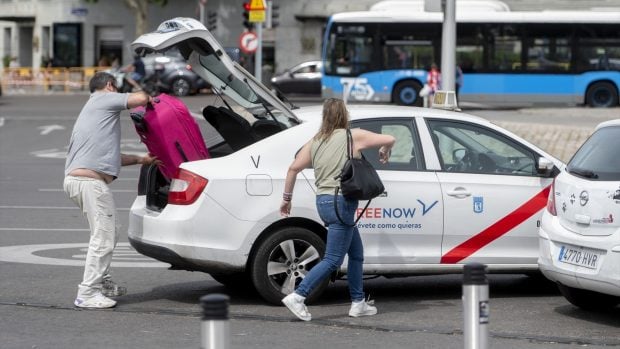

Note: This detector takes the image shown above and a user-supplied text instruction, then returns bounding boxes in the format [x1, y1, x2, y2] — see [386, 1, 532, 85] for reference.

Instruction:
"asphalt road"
[0, 94, 618, 349]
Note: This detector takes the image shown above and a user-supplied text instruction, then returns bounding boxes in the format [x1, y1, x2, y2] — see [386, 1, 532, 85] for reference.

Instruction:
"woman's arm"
[351, 128, 396, 163]
[280, 141, 313, 217]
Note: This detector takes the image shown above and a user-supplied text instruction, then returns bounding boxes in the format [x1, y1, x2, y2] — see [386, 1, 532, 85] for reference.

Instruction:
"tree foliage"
[85, 0, 168, 36]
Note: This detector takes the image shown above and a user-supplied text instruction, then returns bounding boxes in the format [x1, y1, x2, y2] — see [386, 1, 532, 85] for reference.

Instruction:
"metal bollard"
[200, 294, 230, 349]
[463, 263, 489, 349]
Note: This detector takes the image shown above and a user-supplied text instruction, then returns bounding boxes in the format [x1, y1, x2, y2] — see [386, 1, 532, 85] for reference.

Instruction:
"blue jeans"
[295, 194, 365, 302]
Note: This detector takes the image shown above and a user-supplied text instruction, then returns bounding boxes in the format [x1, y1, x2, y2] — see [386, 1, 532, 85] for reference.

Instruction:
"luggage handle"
[175, 141, 189, 162]
[146, 96, 160, 111]
[130, 111, 147, 132]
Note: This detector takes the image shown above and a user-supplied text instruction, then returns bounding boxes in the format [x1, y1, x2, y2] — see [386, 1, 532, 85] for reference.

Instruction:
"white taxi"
[539, 120, 620, 310]
[128, 18, 563, 304]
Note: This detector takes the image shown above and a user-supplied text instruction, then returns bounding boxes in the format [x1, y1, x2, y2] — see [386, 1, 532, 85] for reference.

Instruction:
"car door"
[288, 62, 321, 94]
[427, 119, 553, 265]
[351, 118, 444, 265]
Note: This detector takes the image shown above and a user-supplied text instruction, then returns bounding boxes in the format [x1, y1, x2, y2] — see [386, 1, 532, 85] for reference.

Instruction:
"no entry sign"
[239, 31, 258, 54]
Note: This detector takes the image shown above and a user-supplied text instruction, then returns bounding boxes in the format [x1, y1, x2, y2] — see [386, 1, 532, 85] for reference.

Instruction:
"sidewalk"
[496, 121, 592, 162]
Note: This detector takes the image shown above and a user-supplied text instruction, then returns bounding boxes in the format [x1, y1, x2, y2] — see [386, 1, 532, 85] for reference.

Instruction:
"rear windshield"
[567, 125, 620, 181]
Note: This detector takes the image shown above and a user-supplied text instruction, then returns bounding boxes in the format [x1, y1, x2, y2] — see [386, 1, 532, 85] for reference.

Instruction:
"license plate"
[557, 245, 600, 269]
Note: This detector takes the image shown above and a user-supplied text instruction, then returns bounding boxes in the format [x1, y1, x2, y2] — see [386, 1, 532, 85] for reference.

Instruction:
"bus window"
[457, 24, 485, 73]
[486, 24, 522, 72]
[526, 38, 571, 71]
[575, 24, 620, 72]
[383, 40, 434, 70]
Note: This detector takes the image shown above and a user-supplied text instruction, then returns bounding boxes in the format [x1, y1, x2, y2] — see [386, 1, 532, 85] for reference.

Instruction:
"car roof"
[595, 119, 620, 131]
[293, 104, 488, 124]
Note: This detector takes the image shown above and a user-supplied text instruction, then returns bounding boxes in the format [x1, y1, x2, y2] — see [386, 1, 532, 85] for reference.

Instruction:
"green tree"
[85, 0, 168, 36]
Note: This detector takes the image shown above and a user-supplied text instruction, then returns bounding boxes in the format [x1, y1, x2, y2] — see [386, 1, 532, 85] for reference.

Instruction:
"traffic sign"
[239, 31, 258, 54]
[248, 0, 265, 23]
[249, 10, 265, 22]
[248, 0, 265, 10]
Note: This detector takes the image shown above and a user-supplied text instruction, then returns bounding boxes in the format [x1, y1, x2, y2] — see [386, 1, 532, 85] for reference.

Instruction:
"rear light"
[168, 168, 208, 205]
[186, 64, 192, 71]
[546, 178, 557, 216]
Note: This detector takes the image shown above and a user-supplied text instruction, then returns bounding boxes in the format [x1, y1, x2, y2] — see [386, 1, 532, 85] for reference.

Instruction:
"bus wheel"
[393, 81, 423, 106]
[586, 82, 619, 108]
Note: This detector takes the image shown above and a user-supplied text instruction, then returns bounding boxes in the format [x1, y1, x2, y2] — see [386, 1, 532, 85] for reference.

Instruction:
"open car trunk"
[131, 17, 301, 211]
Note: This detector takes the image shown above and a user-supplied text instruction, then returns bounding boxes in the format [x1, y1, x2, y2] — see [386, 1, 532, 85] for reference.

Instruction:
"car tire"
[557, 283, 620, 310]
[210, 272, 254, 290]
[586, 81, 619, 108]
[170, 77, 192, 97]
[393, 80, 423, 106]
[250, 227, 328, 305]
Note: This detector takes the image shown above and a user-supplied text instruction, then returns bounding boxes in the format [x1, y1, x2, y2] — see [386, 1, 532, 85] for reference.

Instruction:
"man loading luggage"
[64, 72, 159, 309]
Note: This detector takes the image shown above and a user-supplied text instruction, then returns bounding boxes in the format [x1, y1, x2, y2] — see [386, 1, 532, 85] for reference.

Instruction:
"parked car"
[129, 18, 563, 304]
[141, 53, 209, 96]
[270, 60, 322, 96]
[539, 120, 620, 310]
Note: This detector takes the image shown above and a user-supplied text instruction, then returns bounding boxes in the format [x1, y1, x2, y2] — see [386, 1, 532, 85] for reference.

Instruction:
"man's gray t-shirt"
[65, 91, 129, 178]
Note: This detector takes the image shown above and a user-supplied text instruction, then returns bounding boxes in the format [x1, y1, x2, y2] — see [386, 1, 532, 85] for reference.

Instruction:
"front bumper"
[538, 213, 620, 297]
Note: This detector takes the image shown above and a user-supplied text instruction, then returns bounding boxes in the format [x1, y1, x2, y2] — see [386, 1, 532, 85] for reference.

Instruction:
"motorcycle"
[141, 60, 167, 96]
[105, 67, 135, 93]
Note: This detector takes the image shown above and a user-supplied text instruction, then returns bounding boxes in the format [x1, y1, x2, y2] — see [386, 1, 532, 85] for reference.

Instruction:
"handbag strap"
[334, 187, 371, 227]
[345, 128, 353, 160]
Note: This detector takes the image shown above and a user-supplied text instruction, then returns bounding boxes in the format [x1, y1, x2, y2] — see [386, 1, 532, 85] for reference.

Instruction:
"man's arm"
[121, 153, 159, 167]
[127, 91, 152, 109]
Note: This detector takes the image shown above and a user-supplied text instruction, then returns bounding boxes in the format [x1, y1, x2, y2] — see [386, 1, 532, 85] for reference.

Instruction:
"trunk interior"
[137, 102, 288, 211]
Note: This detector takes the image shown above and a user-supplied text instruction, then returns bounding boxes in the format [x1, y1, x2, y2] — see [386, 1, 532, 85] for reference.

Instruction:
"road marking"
[0, 117, 4, 128]
[31, 139, 147, 159]
[0, 228, 89, 231]
[38, 124, 65, 135]
[0, 242, 168, 268]
[0, 206, 129, 211]
[38, 188, 137, 193]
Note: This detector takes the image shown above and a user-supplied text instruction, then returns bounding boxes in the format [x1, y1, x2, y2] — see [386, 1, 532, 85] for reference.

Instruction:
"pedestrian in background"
[455, 65, 464, 102]
[427, 63, 441, 106]
[280, 98, 395, 321]
[64, 72, 159, 309]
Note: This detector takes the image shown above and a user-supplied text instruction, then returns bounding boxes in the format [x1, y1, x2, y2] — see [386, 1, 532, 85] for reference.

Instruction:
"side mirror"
[537, 157, 555, 176]
[453, 148, 467, 162]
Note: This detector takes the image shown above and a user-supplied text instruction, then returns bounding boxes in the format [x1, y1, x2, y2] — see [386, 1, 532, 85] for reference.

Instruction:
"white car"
[128, 18, 563, 304]
[539, 120, 620, 310]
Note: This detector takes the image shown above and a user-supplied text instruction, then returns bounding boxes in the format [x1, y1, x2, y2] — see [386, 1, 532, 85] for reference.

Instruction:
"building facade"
[1, 0, 618, 81]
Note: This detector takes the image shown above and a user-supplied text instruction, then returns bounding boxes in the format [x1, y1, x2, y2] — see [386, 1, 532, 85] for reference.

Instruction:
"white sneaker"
[282, 293, 311, 321]
[102, 279, 127, 297]
[349, 298, 377, 317]
[74, 292, 117, 309]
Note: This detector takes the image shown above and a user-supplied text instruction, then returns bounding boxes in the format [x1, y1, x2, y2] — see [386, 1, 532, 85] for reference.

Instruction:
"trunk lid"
[131, 17, 299, 122]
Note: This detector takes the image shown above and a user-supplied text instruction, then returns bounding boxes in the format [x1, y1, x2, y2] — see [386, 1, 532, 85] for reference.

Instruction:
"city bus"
[321, 2, 620, 107]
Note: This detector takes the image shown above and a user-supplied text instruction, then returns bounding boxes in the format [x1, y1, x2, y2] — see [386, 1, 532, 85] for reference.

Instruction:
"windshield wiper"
[271, 85, 299, 110]
[243, 78, 296, 127]
[568, 167, 599, 179]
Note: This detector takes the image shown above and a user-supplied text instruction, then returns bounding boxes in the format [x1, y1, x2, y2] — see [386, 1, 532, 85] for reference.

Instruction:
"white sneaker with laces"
[74, 292, 117, 309]
[102, 279, 127, 297]
[349, 298, 377, 317]
[282, 292, 311, 321]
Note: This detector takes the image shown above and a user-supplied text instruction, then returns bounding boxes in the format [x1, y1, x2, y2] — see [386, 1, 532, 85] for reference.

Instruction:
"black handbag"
[334, 129, 385, 226]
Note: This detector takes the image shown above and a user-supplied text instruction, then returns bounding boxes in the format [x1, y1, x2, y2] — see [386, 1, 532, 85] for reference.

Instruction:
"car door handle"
[446, 188, 472, 198]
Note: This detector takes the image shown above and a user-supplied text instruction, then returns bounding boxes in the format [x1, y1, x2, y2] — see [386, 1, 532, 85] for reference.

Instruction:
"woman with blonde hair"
[280, 98, 395, 321]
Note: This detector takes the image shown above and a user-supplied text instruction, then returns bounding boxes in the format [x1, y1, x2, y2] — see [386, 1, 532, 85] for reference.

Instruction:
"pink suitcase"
[131, 93, 210, 179]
